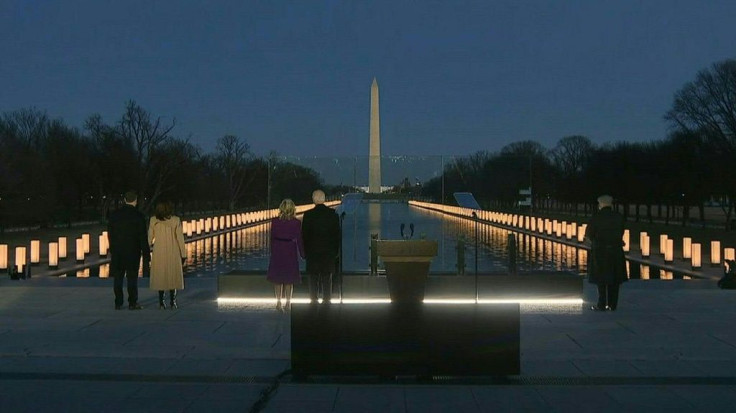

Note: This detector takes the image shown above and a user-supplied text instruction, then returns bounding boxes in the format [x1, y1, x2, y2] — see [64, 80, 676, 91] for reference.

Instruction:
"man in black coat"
[586, 194, 627, 311]
[301, 189, 340, 304]
[108, 191, 150, 310]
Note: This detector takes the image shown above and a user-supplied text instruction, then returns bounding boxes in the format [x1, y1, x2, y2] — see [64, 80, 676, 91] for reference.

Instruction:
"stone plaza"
[1, 273, 736, 412]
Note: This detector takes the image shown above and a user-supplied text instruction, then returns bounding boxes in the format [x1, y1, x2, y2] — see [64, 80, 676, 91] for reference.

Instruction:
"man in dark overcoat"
[301, 189, 340, 304]
[108, 191, 150, 310]
[586, 194, 627, 311]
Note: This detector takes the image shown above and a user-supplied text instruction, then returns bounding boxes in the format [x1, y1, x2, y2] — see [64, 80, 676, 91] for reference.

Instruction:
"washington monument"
[369, 78, 382, 193]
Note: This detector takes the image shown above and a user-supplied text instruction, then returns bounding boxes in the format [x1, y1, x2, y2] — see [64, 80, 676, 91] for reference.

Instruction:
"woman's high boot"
[170, 289, 177, 309]
[158, 291, 166, 309]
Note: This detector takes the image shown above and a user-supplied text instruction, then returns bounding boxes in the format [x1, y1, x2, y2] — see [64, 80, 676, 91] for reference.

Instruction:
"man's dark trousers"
[113, 260, 140, 307]
[308, 254, 334, 304]
[597, 284, 620, 310]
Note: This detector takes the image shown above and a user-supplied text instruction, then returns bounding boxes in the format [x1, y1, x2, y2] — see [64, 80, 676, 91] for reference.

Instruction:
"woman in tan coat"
[148, 201, 186, 309]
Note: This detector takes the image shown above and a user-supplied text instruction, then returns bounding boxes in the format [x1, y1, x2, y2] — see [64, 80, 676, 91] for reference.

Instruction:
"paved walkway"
[1, 275, 736, 412]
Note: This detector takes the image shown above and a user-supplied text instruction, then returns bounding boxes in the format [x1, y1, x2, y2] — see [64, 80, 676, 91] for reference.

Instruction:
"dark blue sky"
[2, 0, 735, 157]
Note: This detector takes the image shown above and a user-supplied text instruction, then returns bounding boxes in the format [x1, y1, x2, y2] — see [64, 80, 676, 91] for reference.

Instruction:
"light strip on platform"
[421, 299, 477, 304]
[338, 298, 392, 304]
[217, 298, 309, 304]
[423, 298, 583, 305]
[217, 297, 583, 305]
[217, 297, 392, 305]
[477, 298, 583, 305]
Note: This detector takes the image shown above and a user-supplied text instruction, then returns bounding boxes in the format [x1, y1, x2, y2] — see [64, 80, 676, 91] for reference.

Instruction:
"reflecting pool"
[59, 202, 693, 280]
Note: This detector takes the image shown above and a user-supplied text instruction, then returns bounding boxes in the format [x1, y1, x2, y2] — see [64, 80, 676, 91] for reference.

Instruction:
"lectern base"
[291, 302, 520, 378]
[384, 261, 430, 303]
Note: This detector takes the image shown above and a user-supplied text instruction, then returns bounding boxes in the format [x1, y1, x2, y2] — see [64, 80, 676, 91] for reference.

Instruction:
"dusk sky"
[2, 0, 735, 157]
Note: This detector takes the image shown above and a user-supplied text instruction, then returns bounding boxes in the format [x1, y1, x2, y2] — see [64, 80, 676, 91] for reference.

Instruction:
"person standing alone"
[148, 201, 186, 309]
[301, 190, 340, 304]
[108, 191, 150, 310]
[586, 194, 627, 311]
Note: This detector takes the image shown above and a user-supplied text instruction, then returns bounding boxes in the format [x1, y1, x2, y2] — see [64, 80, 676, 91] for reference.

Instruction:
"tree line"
[1, 58, 734, 229]
[0, 101, 327, 229]
[421, 59, 736, 228]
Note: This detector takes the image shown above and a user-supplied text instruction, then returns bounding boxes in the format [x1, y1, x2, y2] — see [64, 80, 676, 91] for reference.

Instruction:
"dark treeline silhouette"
[2, 59, 734, 229]
[422, 58, 736, 229]
[422, 134, 715, 224]
[0, 101, 329, 229]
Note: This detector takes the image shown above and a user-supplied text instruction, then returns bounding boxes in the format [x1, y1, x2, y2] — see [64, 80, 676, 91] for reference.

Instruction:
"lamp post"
[58, 237, 67, 259]
[49, 242, 58, 269]
[665, 239, 674, 263]
[339, 211, 346, 301]
[82, 233, 90, 254]
[711, 241, 721, 266]
[472, 211, 478, 302]
[15, 246, 26, 275]
[0, 244, 7, 270]
[30, 240, 40, 264]
[659, 234, 668, 256]
[641, 234, 650, 258]
[683, 237, 692, 260]
[76, 238, 85, 263]
[692, 243, 701, 269]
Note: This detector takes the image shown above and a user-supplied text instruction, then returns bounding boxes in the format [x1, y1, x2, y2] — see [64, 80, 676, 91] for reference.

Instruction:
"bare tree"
[665, 59, 736, 149]
[115, 101, 176, 211]
[1, 107, 49, 148]
[86, 114, 135, 211]
[500, 140, 547, 158]
[550, 136, 595, 213]
[665, 59, 736, 227]
[149, 138, 199, 207]
[216, 135, 252, 210]
[550, 135, 594, 177]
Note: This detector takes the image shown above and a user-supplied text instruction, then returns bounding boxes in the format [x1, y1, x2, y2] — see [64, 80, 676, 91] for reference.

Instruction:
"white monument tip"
[372, 78, 378, 86]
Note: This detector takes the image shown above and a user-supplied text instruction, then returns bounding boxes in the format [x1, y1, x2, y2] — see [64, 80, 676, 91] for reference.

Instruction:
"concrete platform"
[1, 275, 736, 412]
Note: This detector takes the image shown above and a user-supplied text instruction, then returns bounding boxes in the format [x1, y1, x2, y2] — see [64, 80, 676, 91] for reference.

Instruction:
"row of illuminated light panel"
[70, 225, 272, 279]
[0, 201, 339, 274]
[409, 201, 732, 270]
[642, 234, 734, 269]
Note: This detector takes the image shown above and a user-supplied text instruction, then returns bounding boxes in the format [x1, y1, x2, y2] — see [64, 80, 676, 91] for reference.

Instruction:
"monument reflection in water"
[194, 202, 591, 275]
[61, 202, 688, 279]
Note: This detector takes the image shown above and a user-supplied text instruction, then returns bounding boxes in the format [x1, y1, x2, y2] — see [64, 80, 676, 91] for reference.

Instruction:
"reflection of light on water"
[578, 249, 587, 269]
[565, 245, 575, 269]
[369, 203, 381, 238]
[416, 207, 593, 274]
[76, 268, 90, 278]
[99, 263, 110, 278]
[181, 223, 272, 275]
[205, 237, 212, 270]
[660, 270, 673, 280]
[42, 204, 686, 280]
[641, 265, 650, 279]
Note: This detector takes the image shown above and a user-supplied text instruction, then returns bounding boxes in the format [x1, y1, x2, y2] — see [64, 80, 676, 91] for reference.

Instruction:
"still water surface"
[66, 203, 689, 280]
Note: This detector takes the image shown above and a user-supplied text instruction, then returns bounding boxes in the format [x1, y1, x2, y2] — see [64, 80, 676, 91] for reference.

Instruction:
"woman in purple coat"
[267, 199, 305, 311]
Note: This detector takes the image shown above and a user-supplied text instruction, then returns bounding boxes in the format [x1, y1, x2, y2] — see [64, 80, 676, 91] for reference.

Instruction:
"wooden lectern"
[376, 240, 438, 303]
